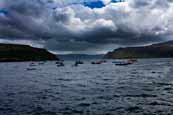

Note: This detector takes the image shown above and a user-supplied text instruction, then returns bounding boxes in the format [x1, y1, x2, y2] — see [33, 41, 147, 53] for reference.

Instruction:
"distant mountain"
[0, 43, 59, 62]
[58, 54, 104, 61]
[104, 41, 173, 59]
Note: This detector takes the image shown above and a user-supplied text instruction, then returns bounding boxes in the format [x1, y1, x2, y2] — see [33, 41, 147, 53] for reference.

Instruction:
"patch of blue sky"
[49, 0, 124, 9]
[83, 1, 105, 8]
[0, 9, 8, 15]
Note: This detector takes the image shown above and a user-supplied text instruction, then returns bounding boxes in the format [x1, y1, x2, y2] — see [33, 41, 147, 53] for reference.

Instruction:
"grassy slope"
[0, 44, 59, 62]
[104, 41, 173, 59]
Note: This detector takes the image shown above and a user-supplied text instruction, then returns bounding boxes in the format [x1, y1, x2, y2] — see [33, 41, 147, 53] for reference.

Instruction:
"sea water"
[0, 59, 173, 115]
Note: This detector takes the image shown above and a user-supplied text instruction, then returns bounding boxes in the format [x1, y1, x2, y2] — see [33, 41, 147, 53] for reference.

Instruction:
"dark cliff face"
[104, 41, 173, 59]
[0, 43, 59, 62]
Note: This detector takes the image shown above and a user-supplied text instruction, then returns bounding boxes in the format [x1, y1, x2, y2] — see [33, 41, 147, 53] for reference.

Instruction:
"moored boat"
[73, 61, 84, 67]
[26, 68, 37, 71]
[114, 59, 137, 66]
[115, 62, 131, 66]
[91, 61, 102, 64]
[57, 62, 64, 67]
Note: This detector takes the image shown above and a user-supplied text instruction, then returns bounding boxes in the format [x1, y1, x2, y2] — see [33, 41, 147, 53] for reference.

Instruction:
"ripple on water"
[126, 106, 143, 113]
[30, 106, 57, 115]
[124, 94, 157, 98]
[148, 101, 173, 107]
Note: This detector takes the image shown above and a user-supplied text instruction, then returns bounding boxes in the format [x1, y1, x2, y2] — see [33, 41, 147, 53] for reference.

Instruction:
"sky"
[0, 0, 173, 54]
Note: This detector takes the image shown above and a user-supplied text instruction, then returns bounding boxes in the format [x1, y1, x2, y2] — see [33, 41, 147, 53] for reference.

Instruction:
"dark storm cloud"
[0, 0, 76, 39]
[0, 0, 172, 52]
[77, 26, 163, 45]
[4, 0, 43, 16]
[0, 0, 46, 38]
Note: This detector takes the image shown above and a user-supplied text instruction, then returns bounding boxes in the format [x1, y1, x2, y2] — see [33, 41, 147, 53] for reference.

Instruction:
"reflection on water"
[0, 59, 173, 115]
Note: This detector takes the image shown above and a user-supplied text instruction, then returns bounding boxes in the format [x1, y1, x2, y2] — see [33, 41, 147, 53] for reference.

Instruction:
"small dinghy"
[91, 60, 107, 65]
[73, 61, 84, 67]
[29, 62, 37, 66]
[74, 62, 79, 67]
[57, 62, 64, 67]
[76, 61, 84, 64]
[56, 61, 63, 64]
[91, 61, 102, 64]
[115, 62, 131, 66]
[114, 59, 137, 66]
[100, 60, 107, 63]
[27, 68, 37, 71]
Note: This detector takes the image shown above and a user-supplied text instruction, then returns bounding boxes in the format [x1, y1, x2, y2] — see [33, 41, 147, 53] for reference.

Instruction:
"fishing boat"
[29, 62, 37, 67]
[91, 61, 102, 64]
[76, 61, 84, 64]
[56, 61, 63, 64]
[57, 62, 64, 67]
[72, 61, 84, 67]
[115, 62, 132, 66]
[26, 68, 37, 71]
[128, 59, 137, 63]
[114, 59, 137, 66]
[100, 60, 107, 63]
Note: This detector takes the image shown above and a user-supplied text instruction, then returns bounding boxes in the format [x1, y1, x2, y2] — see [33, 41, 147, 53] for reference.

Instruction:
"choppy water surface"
[0, 59, 173, 115]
